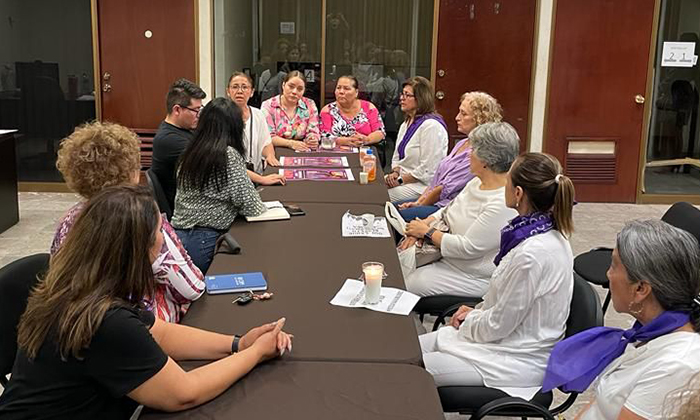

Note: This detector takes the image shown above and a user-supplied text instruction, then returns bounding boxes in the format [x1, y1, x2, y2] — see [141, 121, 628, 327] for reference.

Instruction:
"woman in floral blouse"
[261, 70, 321, 152]
[320, 75, 385, 147]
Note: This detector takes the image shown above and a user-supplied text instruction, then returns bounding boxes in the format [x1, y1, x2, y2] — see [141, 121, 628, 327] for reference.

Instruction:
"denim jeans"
[174, 227, 224, 274]
[393, 199, 440, 222]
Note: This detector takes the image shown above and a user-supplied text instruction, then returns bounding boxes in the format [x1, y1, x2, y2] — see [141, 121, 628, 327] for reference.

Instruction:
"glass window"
[0, 0, 96, 182]
[214, 0, 323, 107]
[645, 0, 700, 195]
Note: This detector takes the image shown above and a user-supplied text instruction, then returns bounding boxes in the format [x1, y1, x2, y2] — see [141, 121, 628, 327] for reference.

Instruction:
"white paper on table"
[341, 211, 391, 238]
[330, 279, 420, 315]
[661, 42, 696, 67]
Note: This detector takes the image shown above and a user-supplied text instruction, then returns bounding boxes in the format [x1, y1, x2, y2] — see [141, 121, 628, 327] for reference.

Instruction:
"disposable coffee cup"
[359, 172, 369, 184]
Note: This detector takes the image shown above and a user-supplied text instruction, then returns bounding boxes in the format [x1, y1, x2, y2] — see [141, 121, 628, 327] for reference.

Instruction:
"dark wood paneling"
[97, 0, 196, 130]
[0, 133, 19, 234]
[435, 0, 536, 150]
[545, 0, 656, 202]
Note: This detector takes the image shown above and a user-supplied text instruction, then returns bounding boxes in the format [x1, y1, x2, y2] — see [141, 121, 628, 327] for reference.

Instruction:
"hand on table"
[351, 133, 369, 144]
[450, 305, 473, 329]
[251, 317, 293, 362]
[290, 141, 311, 152]
[336, 137, 363, 147]
[304, 137, 319, 148]
[405, 218, 430, 238]
[265, 155, 281, 166]
[259, 174, 286, 186]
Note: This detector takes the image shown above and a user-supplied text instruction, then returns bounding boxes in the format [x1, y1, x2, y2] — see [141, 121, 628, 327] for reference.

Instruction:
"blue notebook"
[205, 272, 268, 294]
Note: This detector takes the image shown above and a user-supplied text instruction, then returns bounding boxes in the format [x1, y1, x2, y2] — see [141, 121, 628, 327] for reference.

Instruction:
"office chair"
[0, 253, 50, 387]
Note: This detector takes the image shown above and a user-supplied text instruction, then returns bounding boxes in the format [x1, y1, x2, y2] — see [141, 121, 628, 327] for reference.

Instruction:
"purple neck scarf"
[397, 113, 447, 160]
[493, 212, 554, 266]
[543, 311, 691, 393]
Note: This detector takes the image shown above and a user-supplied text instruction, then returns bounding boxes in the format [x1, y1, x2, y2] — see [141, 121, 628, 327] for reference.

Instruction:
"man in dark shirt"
[151, 79, 207, 210]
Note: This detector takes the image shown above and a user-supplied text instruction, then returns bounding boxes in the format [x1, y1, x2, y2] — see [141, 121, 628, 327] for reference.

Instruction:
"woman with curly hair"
[395, 91, 503, 221]
[51, 121, 205, 323]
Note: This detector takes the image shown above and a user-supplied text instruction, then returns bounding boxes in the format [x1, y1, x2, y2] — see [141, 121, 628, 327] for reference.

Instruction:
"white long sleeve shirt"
[436, 230, 574, 399]
[432, 177, 517, 286]
[391, 119, 448, 185]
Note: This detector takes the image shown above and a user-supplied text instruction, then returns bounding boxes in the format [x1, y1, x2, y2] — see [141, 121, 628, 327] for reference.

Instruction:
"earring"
[628, 301, 644, 317]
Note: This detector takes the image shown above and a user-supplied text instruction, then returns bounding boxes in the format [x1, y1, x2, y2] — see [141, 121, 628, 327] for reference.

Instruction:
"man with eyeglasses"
[152, 78, 207, 211]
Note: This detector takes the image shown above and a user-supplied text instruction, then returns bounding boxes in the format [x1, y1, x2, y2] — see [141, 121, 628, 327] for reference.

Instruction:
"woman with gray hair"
[544, 219, 700, 420]
[400, 122, 520, 297]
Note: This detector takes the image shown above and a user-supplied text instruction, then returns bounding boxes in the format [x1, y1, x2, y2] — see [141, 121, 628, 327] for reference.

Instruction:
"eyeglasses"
[400, 91, 415, 98]
[181, 105, 203, 116]
[229, 84, 251, 92]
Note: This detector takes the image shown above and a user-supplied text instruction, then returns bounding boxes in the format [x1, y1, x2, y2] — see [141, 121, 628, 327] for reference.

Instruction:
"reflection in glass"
[645, 0, 700, 195]
[325, 0, 434, 168]
[214, 0, 322, 107]
[0, 0, 96, 183]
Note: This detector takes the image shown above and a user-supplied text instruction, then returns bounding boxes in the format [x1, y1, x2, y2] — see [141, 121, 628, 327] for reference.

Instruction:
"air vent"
[565, 138, 617, 184]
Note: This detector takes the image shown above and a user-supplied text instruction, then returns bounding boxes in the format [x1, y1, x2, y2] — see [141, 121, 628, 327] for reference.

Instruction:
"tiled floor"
[0, 193, 672, 418]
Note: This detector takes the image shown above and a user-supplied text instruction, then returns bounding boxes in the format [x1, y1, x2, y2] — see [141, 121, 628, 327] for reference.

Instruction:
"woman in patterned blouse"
[261, 70, 320, 152]
[51, 122, 205, 323]
[172, 97, 266, 273]
[320, 75, 385, 147]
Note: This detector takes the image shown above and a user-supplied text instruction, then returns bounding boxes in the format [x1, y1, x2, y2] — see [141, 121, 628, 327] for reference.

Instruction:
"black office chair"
[413, 295, 482, 330]
[145, 169, 173, 221]
[0, 253, 50, 387]
[431, 273, 603, 419]
[574, 202, 700, 313]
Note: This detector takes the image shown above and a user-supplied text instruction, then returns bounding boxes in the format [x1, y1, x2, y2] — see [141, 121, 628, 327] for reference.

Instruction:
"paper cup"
[359, 172, 369, 184]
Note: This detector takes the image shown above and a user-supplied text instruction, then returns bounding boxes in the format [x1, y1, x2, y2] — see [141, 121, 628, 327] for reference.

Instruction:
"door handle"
[634, 94, 645, 104]
[436, 91, 445, 100]
[103, 72, 111, 81]
[437, 69, 446, 77]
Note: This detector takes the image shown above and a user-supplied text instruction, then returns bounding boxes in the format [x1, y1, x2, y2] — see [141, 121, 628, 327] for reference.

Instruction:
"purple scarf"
[397, 113, 448, 160]
[543, 311, 691, 393]
[493, 212, 554, 266]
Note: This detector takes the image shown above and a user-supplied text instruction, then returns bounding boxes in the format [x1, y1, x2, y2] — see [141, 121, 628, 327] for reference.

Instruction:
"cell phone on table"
[284, 204, 306, 216]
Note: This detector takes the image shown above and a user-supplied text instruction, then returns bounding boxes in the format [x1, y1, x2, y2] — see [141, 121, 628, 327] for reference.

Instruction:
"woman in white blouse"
[385, 76, 448, 202]
[543, 220, 700, 420]
[226, 72, 285, 186]
[400, 122, 519, 297]
[419, 152, 576, 400]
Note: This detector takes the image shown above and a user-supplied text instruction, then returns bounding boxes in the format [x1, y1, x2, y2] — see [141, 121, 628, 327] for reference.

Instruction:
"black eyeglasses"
[400, 91, 415, 98]
[181, 105, 203, 116]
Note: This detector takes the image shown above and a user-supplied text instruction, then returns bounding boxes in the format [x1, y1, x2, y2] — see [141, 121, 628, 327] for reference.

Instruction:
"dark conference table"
[184, 203, 421, 365]
[141, 361, 444, 420]
[147, 152, 440, 418]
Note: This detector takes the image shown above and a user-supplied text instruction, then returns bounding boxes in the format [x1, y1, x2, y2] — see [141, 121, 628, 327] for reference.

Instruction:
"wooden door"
[97, 0, 196, 130]
[545, 0, 656, 203]
[435, 0, 536, 150]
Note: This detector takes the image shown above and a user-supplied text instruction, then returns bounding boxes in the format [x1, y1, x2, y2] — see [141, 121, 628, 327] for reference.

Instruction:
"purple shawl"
[397, 113, 448, 160]
[493, 212, 555, 266]
[542, 311, 691, 393]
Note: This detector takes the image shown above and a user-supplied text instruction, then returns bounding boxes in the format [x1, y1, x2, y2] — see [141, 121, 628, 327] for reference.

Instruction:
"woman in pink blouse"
[51, 121, 205, 323]
[261, 70, 320, 152]
[320, 75, 385, 147]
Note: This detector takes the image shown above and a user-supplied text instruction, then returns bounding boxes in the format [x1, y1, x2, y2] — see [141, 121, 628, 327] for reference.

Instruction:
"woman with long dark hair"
[0, 186, 292, 419]
[172, 97, 266, 272]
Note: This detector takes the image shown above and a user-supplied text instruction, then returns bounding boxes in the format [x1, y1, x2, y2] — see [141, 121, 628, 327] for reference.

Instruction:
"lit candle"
[362, 262, 384, 304]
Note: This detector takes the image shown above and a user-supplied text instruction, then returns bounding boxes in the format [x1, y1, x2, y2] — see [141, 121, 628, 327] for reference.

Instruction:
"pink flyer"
[280, 168, 355, 181]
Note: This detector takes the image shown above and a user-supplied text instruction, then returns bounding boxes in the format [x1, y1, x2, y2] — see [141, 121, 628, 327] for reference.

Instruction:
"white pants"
[420, 331, 484, 387]
[406, 259, 490, 297]
[388, 182, 426, 202]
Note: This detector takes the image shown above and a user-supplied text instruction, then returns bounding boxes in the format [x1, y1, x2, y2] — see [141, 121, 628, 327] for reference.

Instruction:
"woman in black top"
[0, 186, 292, 419]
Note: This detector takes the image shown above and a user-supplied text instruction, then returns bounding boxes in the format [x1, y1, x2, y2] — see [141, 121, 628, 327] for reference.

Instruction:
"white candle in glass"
[362, 262, 383, 304]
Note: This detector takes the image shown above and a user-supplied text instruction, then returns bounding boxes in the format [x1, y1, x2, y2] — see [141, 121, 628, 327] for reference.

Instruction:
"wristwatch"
[231, 334, 241, 354]
[424, 227, 437, 242]
[397, 176, 404, 185]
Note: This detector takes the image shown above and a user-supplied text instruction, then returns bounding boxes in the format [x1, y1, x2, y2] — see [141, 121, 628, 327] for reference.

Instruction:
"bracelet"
[231, 334, 241, 353]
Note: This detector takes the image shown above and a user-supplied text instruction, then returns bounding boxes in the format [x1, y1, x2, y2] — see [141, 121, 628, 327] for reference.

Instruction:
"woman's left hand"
[265, 155, 281, 167]
[450, 305, 473, 328]
[405, 218, 430, 238]
[351, 133, 368, 144]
